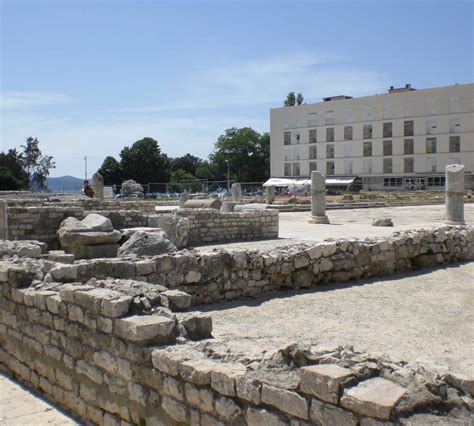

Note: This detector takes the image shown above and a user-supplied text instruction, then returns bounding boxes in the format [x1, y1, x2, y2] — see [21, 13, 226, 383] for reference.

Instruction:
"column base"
[444, 220, 466, 225]
[309, 215, 330, 224]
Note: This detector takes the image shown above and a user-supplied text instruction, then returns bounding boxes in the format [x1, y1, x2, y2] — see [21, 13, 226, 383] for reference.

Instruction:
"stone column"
[0, 200, 8, 240]
[92, 172, 104, 200]
[179, 192, 189, 209]
[232, 183, 241, 202]
[265, 186, 275, 205]
[309, 171, 330, 224]
[445, 164, 465, 224]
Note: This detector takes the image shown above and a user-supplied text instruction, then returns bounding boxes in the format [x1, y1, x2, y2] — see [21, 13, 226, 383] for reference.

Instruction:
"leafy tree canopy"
[296, 92, 304, 105]
[0, 167, 24, 190]
[209, 127, 270, 182]
[120, 137, 170, 184]
[170, 168, 198, 183]
[20, 137, 55, 190]
[284, 91, 296, 106]
[98, 156, 122, 186]
[170, 154, 203, 176]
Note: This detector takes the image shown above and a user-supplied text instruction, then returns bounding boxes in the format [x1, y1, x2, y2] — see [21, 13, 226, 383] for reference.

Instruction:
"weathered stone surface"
[261, 383, 309, 419]
[372, 218, 394, 227]
[445, 164, 465, 224]
[148, 214, 190, 248]
[445, 372, 474, 397]
[341, 377, 407, 420]
[118, 315, 176, 344]
[215, 396, 241, 421]
[310, 399, 357, 426]
[180, 358, 217, 385]
[51, 264, 78, 281]
[162, 290, 192, 311]
[247, 407, 287, 426]
[178, 314, 213, 340]
[120, 179, 143, 196]
[300, 364, 353, 403]
[118, 230, 177, 257]
[211, 364, 247, 396]
[161, 395, 187, 423]
[309, 171, 330, 224]
[236, 377, 261, 405]
[82, 213, 113, 232]
[185, 383, 214, 412]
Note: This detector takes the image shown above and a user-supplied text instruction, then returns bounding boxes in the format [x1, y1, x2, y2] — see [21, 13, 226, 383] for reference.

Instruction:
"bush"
[341, 194, 354, 201]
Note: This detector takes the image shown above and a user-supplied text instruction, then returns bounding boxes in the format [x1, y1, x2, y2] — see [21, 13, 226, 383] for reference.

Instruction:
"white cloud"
[0, 91, 69, 110]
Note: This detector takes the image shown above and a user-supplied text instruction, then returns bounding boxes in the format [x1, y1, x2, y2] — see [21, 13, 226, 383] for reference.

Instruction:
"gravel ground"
[198, 263, 474, 375]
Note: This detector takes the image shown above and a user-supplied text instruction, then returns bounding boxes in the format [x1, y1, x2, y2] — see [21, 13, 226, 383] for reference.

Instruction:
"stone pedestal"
[220, 201, 238, 213]
[232, 183, 241, 202]
[309, 171, 330, 224]
[92, 172, 104, 200]
[445, 164, 465, 225]
[179, 192, 189, 209]
[265, 186, 275, 204]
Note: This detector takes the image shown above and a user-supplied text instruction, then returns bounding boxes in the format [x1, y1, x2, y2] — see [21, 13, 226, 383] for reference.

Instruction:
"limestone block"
[148, 214, 190, 248]
[300, 364, 353, 403]
[162, 289, 192, 311]
[215, 396, 242, 421]
[178, 314, 213, 340]
[118, 230, 177, 257]
[211, 364, 247, 396]
[51, 264, 78, 281]
[261, 383, 309, 419]
[161, 396, 188, 423]
[310, 399, 357, 426]
[246, 407, 288, 426]
[118, 315, 176, 344]
[185, 383, 214, 412]
[180, 358, 218, 385]
[341, 377, 407, 420]
[184, 270, 201, 284]
[236, 377, 262, 405]
[163, 376, 185, 401]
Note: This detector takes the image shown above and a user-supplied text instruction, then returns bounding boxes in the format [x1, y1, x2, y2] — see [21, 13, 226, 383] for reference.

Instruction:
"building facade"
[269, 83, 474, 190]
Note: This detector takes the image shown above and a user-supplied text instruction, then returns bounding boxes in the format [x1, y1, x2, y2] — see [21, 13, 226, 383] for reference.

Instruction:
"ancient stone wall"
[1, 227, 473, 425]
[5, 199, 160, 212]
[175, 209, 279, 245]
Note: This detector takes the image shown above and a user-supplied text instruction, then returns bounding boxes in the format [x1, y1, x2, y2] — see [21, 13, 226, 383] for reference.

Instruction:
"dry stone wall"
[175, 208, 279, 245]
[0, 227, 473, 425]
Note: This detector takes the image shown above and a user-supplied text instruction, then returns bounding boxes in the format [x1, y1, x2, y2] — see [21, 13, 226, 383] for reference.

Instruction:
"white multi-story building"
[269, 83, 474, 190]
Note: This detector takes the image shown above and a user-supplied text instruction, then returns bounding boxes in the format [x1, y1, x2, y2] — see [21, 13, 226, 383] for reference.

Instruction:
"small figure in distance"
[82, 180, 95, 198]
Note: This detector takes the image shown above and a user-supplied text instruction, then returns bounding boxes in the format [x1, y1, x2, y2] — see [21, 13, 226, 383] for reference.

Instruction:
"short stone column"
[92, 172, 104, 200]
[309, 171, 330, 224]
[265, 186, 275, 204]
[232, 183, 241, 202]
[179, 192, 189, 209]
[445, 164, 465, 225]
[0, 200, 8, 240]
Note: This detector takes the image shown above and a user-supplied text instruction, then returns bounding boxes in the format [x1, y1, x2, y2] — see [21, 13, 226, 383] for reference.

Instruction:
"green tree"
[170, 154, 203, 176]
[120, 137, 170, 184]
[20, 137, 55, 190]
[98, 156, 122, 185]
[0, 167, 24, 190]
[0, 149, 27, 189]
[170, 168, 197, 182]
[284, 91, 296, 107]
[296, 92, 304, 105]
[209, 127, 270, 182]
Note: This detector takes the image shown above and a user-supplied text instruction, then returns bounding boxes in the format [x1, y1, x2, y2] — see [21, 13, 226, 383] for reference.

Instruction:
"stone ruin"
[0, 185, 472, 425]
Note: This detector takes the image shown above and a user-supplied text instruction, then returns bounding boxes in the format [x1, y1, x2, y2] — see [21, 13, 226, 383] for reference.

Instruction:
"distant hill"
[46, 175, 83, 192]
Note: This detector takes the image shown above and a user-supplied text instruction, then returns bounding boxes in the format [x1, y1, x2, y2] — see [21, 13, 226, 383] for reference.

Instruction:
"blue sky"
[1, 0, 472, 178]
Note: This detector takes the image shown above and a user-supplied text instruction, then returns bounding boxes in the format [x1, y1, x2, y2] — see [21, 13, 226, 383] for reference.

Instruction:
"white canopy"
[263, 176, 357, 187]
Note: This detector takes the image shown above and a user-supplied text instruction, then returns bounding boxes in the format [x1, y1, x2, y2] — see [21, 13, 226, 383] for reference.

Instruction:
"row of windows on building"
[286, 136, 462, 162]
[283, 118, 462, 145]
[283, 156, 459, 177]
[286, 97, 462, 129]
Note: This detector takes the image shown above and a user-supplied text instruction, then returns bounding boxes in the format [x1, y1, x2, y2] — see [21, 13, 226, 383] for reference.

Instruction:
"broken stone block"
[118, 315, 176, 344]
[341, 377, 406, 420]
[148, 214, 190, 248]
[162, 290, 192, 311]
[118, 230, 177, 257]
[310, 399, 356, 426]
[299, 364, 353, 403]
[51, 264, 78, 281]
[178, 314, 212, 340]
[261, 383, 309, 419]
[372, 218, 394, 227]
[246, 407, 287, 426]
[211, 364, 247, 396]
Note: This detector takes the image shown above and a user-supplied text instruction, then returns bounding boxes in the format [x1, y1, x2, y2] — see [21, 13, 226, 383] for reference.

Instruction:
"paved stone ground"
[0, 372, 77, 425]
[195, 203, 474, 251]
[199, 263, 474, 376]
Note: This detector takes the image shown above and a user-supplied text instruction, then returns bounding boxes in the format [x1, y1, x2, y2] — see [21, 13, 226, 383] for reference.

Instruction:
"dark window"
[404, 120, 414, 137]
[309, 161, 317, 173]
[309, 145, 317, 159]
[326, 161, 335, 175]
[404, 139, 414, 155]
[284, 131, 291, 145]
[449, 136, 460, 153]
[284, 163, 291, 176]
[383, 122, 393, 138]
[292, 162, 300, 176]
[309, 129, 317, 144]
[363, 142, 372, 157]
[384, 177, 403, 187]
[326, 127, 334, 142]
[383, 140, 392, 156]
[427, 177, 445, 187]
[404, 158, 414, 173]
[426, 137, 437, 154]
[326, 144, 334, 159]
[363, 124, 372, 139]
[383, 158, 393, 174]
[344, 126, 353, 141]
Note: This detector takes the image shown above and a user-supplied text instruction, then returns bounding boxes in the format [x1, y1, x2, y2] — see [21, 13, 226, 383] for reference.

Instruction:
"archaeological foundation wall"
[0, 225, 473, 425]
